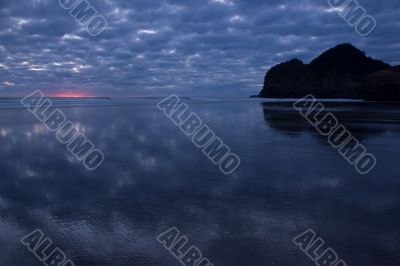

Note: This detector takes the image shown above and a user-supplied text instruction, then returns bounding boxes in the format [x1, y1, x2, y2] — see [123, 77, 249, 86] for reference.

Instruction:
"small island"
[258, 43, 400, 101]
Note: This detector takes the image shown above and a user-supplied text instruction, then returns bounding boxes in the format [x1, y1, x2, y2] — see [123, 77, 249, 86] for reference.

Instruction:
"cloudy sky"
[0, 0, 399, 97]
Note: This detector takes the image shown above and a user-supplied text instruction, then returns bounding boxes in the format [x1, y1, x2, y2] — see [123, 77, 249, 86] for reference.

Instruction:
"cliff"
[258, 44, 400, 101]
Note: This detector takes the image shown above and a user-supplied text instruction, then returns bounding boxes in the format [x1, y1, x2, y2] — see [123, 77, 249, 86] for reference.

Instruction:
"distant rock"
[258, 44, 400, 101]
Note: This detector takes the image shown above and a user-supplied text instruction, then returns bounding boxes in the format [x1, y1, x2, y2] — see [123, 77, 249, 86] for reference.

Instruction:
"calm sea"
[0, 98, 399, 265]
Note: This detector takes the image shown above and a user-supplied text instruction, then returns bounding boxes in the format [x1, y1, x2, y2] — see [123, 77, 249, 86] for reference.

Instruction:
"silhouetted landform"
[259, 44, 400, 101]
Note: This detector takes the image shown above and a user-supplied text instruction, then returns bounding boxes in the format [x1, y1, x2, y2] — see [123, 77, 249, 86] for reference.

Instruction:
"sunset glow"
[51, 91, 94, 98]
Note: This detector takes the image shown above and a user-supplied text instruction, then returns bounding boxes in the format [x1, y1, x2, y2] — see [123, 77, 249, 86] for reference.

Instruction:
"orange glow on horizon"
[51, 91, 94, 98]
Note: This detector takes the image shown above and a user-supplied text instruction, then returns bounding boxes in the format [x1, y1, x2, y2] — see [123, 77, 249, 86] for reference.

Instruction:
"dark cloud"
[0, 0, 399, 96]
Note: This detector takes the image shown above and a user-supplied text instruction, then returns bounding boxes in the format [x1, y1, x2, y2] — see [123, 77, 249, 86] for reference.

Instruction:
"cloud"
[0, 0, 399, 96]
[3, 81, 15, 86]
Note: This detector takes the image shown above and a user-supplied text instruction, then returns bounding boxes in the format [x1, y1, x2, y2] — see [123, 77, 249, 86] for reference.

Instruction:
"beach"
[0, 98, 399, 265]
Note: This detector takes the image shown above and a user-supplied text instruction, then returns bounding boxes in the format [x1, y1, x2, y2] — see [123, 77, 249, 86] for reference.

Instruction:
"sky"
[0, 0, 399, 97]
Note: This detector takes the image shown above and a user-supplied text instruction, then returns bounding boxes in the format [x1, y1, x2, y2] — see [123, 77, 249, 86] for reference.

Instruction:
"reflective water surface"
[0, 98, 399, 266]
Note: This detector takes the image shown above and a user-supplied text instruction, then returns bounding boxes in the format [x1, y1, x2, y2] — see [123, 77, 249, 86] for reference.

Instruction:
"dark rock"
[258, 43, 400, 101]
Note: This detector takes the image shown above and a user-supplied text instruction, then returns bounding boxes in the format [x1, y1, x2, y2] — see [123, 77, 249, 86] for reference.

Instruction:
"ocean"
[0, 97, 399, 265]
